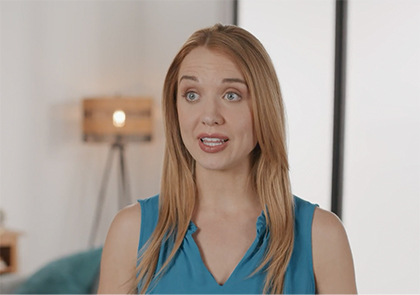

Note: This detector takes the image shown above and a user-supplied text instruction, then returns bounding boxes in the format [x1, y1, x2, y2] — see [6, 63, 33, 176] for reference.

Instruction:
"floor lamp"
[82, 97, 153, 248]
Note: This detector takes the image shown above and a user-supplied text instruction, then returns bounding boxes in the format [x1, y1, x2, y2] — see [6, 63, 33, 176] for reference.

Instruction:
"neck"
[194, 164, 259, 213]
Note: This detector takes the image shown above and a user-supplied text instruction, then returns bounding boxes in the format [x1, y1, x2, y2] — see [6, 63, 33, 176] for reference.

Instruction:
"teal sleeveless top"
[137, 195, 318, 294]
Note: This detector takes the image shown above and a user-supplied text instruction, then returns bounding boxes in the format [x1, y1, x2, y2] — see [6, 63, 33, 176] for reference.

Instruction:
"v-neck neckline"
[186, 211, 267, 287]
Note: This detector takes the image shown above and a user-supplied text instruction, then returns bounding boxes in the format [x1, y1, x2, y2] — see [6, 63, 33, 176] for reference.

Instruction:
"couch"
[0, 247, 102, 294]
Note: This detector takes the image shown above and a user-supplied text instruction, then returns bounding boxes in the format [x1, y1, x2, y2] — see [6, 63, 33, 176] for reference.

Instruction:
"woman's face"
[176, 47, 257, 173]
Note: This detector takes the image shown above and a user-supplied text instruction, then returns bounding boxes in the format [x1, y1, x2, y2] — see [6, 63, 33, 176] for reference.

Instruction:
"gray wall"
[1, 0, 233, 275]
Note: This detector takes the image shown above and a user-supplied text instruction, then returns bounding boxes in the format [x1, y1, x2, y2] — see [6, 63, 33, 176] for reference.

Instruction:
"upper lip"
[197, 133, 229, 142]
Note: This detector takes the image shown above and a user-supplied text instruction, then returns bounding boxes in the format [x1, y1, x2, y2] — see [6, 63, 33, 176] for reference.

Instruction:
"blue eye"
[224, 92, 241, 101]
[184, 91, 199, 101]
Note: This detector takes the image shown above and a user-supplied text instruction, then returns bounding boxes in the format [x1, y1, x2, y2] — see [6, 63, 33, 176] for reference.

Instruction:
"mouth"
[200, 137, 229, 147]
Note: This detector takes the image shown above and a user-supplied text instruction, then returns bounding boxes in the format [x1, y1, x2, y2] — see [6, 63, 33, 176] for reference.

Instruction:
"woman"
[98, 24, 357, 294]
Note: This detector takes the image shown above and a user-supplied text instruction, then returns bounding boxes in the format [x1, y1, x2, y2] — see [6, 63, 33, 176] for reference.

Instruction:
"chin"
[197, 163, 227, 171]
[195, 159, 243, 173]
[193, 158, 227, 171]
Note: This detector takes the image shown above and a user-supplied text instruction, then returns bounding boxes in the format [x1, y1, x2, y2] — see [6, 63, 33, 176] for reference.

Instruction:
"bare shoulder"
[97, 202, 141, 294]
[312, 207, 357, 294]
[107, 202, 141, 236]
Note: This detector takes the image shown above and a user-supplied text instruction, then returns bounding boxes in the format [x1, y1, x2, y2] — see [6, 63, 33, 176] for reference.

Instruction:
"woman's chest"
[149, 228, 267, 294]
[191, 221, 258, 286]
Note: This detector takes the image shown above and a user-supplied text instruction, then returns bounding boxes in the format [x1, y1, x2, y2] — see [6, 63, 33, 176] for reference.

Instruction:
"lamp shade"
[82, 97, 153, 143]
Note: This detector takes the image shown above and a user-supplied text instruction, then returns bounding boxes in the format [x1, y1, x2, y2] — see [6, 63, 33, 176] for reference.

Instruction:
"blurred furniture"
[0, 247, 102, 294]
[0, 230, 22, 274]
[82, 96, 153, 247]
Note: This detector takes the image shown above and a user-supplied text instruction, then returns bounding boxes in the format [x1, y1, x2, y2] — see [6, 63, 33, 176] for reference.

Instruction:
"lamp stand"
[88, 137, 131, 248]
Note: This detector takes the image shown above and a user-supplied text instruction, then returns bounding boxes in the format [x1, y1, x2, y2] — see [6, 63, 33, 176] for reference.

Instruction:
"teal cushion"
[14, 247, 102, 294]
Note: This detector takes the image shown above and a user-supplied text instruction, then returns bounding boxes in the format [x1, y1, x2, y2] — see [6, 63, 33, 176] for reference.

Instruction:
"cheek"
[176, 99, 185, 126]
[177, 106, 193, 142]
[247, 121, 257, 145]
[233, 116, 256, 147]
[239, 109, 255, 139]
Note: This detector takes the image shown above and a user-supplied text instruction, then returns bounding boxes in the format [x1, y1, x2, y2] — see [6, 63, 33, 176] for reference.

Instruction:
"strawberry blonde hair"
[134, 24, 294, 294]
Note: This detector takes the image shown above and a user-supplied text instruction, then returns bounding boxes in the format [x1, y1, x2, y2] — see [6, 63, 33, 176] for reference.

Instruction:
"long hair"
[134, 24, 294, 294]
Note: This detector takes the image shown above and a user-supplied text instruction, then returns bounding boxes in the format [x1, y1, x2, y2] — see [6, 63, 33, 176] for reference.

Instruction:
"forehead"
[178, 47, 244, 79]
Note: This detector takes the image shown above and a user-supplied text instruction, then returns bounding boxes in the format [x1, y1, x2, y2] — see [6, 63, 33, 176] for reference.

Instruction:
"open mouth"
[200, 137, 229, 147]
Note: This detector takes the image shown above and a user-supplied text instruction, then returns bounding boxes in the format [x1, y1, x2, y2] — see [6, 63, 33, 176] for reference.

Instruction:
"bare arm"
[312, 207, 357, 294]
[97, 202, 141, 294]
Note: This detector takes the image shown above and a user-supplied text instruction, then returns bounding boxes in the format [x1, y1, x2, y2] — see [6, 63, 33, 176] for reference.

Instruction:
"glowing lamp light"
[82, 96, 153, 247]
[113, 110, 126, 127]
[82, 97, 153, 143]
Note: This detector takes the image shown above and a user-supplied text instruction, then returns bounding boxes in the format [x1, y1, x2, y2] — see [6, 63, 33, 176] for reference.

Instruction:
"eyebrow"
[222, 78, 247, 85]
[179, 75, 247, 85]
[179, 75, 198, 82]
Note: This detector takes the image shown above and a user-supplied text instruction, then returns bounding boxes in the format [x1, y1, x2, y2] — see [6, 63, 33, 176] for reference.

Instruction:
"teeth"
[200, 137, 228, 146]
[203, 142, 223, 146]
[201, 137, 224, 142]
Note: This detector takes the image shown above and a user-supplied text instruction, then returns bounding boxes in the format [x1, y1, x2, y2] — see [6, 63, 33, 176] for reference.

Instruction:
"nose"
[201, 97, 224, 126]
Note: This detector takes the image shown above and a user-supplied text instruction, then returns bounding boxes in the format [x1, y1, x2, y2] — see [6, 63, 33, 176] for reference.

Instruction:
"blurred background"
[0, 0, 419, 293]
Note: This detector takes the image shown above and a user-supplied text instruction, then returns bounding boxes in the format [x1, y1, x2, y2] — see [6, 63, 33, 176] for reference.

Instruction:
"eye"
[224, 92, 241, 101]
[183, 91, 199, 101]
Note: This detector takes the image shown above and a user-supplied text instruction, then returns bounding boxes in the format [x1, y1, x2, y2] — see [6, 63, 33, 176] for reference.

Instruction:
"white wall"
[344, 0, 420, 293]
[0, 0, 233, 275]
[240, 0, 420, 293]
[239, 0, 335, 210]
